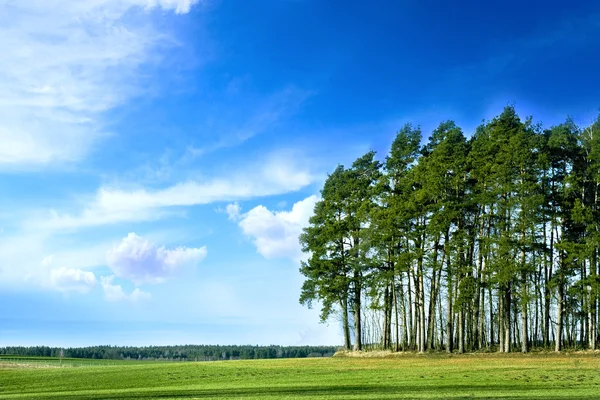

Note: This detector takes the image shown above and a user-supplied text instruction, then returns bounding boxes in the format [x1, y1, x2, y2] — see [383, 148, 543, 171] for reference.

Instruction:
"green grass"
[1, 354, 599, 399]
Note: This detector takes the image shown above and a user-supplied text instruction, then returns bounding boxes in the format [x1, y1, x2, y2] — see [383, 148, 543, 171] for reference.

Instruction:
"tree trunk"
[407, 267, 414, 350]
[418, 262, 426, 352]
[446, 236, 454, 353]
[400, 273, 408, 350]
[556, 282, 564, 352]
[353, 275, 362, 351]
[498, 289, 504, 352]
[504, 283, 511, 353]
[521, 291, 529, 353]
[341, 298, 351, 350]
[479, 285, 486, 348]
[427, 237, 441, 350]
[590, 248, 597, 350]
[458, 309, 465, 353]
[382, 285, 390, 349]
[521, 254, 529, 353]
[545, 219, 554, 348]
[487, 286, 493, 348]
[393, 276, 400, 352]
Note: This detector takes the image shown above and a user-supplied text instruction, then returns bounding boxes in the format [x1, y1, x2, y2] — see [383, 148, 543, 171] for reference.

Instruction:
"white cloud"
[41, 255, 54, 267]
[147, 0, 199, 14]
[50, 266, 97, 294]
[101, 275, 152, 302]
[226, 202, 241, 221]
[0, 0, 199, 167]
[39, 154, 314, 229]
[233, 195, 318, 261]
[106, 233, 206, 285]
[130, 287, 153, 302]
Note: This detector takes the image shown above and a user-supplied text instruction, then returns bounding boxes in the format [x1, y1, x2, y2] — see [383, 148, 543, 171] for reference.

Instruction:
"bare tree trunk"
[407, 267, 414, 350]
[393, 276, 400, 352]
[535, 265, 542, 347]
[400, 273, 408, 350]
[479, 286, 486, 348]
[504, 283, 511, 353]
[545, 220, 554, 348]
[556, 282, 564, 352]
[521, 292, 529, 353]
[458, 309, 465, 353]
[590, 248, 598, 350]
[382, 285, 390, 349]
[353, 274, 362, 351]
[498, 289, 504, 352]
[521, 248, 529, 353]
[474, 256, 483, 349]
[446, 238, 454, 353]
[438, 286, 445, 348]
[427, 237, 441, 351]
[418, 262, 426, 352]
[489, 287, 494, 348]
[341, 298, 351, 350]
[581, 262, 587, 349]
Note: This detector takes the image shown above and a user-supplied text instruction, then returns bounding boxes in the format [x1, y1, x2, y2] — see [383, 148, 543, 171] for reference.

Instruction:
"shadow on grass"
[8, 383, 598, 400]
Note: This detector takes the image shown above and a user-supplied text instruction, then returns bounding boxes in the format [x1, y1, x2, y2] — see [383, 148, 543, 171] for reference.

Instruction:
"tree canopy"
[300, 106, 600, 353]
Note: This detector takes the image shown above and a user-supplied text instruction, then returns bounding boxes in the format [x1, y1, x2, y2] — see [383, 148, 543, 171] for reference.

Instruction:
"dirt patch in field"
[0, 362, 61, 369]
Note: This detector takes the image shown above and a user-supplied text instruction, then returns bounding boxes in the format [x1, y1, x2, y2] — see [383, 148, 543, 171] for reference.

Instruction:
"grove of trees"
[0, 345, 336, 360]
[300, 106, 600, 353]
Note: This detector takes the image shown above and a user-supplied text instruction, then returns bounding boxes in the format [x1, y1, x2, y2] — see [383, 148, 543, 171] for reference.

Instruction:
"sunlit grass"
[1, 354, 599, 399]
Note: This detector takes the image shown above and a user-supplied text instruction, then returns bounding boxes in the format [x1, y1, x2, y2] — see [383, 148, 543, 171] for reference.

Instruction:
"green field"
[0, 356, 162, 368]
[1, 354, 599, 399]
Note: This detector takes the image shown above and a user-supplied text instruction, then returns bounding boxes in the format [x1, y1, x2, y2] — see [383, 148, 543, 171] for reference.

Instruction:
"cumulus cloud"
[232, 196, 318, 261]
[101, 275, 152, 302]
[0, 0, 199, 167]
[106, 233, 207, 285]
[50, 266, 97, 294]
[39, 154, 314, 229]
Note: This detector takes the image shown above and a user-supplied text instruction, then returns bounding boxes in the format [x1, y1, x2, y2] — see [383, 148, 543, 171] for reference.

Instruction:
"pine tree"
[300, 166, 353, 350]
[299, 107, 600, 354]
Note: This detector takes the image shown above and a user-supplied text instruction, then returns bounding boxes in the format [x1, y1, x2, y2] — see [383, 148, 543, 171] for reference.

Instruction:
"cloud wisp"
[39, 153, 314, 230]
[186, 86, 313, 158]
[101, 275, 152, 302]
[0, 0, 199, 168]
[49, 266, 97, 294]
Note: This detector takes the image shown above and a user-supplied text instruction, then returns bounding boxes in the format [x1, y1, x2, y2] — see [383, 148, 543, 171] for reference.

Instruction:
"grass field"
[0, 356, 151, 368]
[1, 353, 599, 399]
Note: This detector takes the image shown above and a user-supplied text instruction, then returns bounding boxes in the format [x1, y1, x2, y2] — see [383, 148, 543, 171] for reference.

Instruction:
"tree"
[300, 166, 353, 350]
[371, 124, 422, 350]
[300, 107, 600, 354]
[344, 151, 382, 351]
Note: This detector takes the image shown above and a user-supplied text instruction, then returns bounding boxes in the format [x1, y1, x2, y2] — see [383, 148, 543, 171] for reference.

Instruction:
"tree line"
[300, 106, 600, 353]
[0, 345, 336, 360]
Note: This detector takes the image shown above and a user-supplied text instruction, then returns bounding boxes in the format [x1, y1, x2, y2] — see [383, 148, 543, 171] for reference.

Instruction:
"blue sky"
[0, 0, 599, 347]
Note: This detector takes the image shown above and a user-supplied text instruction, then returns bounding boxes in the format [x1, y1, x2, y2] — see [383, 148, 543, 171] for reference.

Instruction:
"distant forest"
[300, 106, 600, 353]
[0, 345, 336, 360]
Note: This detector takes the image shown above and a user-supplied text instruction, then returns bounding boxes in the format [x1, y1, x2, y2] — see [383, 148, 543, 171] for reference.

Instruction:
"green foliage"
[0, 345, 336, 361]
[300, 106, 600, 352]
